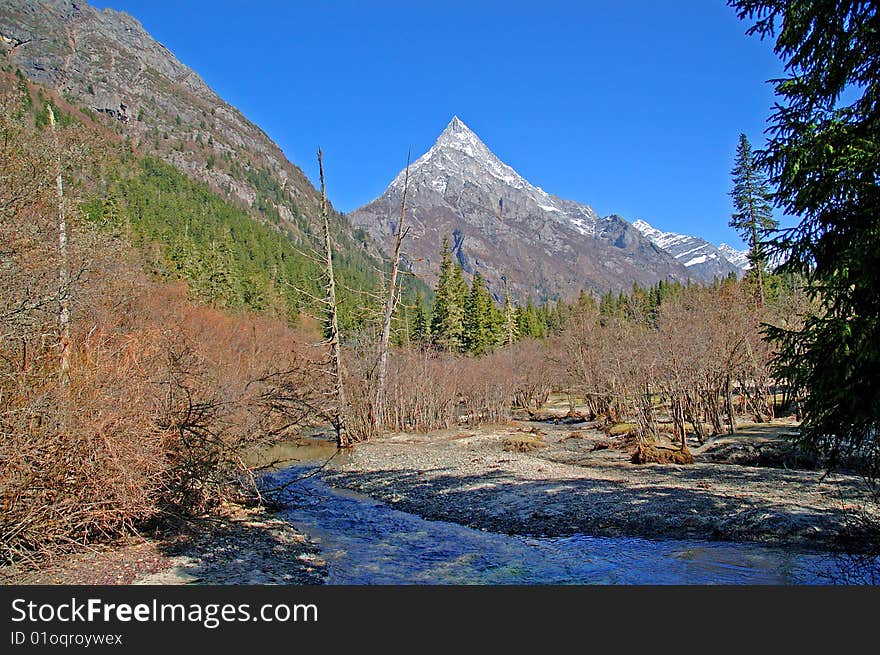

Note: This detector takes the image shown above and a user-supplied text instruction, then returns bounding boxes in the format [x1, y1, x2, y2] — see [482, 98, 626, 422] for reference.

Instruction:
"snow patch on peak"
[632, 219, 691, 252]
[718, 243, 751, 269]
[632, 219, 662, 239]
[389, 115, 523, 190]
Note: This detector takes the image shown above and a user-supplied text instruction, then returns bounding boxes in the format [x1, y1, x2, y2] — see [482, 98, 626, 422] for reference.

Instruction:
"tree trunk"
[48, 105, 70, 387]
[749, 212, 765, 308]
[373, 150, 411, 434]
[317, 150, 350, 448]
[503, 277, 516, 346]
[725, 375, 736, 434]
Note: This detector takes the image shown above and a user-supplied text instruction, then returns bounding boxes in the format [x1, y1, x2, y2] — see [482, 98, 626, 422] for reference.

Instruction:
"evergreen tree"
[577, 289, 598, 313]
[599, 290, 619, 319]
[411, 292, 428, 346]
[430, 237, 466, 351]
[488, 302, 507, 348]
[546, 299, 567, 335]
[516, 299, 546, 339]
[731, 0, 880, 477]
[729, 132, 778, 306]
[462, 271, 490, 354]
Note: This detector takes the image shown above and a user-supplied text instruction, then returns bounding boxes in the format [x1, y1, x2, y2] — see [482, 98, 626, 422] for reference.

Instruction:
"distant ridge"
[632, 219, 748, 279]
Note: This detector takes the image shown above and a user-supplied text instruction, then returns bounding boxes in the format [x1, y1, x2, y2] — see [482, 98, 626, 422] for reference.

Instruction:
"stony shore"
[1, 503, 326, 585]
[324, 419, 879, 551]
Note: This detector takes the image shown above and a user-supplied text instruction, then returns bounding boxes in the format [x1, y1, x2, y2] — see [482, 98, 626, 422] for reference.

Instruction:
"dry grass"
[631, 444, 695, 465]
[502, 435, 547, 453]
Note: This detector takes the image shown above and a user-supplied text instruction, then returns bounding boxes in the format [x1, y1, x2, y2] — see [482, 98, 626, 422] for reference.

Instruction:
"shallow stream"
[262, 454, 869, 584]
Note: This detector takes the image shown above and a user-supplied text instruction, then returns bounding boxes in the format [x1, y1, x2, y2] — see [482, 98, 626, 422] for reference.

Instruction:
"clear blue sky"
[93, 0, 788, 248]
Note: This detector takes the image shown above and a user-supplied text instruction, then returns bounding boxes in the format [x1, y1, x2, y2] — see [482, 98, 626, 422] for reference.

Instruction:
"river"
[260, 455, 871, 585]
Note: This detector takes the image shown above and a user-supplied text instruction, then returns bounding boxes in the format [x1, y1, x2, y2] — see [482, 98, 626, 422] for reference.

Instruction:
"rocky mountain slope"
[0, 0, 377, 265]
[350, 116, 690, 301]
[632, 219, 748, 280]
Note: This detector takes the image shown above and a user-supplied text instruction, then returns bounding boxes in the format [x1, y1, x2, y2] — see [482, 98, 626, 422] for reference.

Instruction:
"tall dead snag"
[317, 149, 350, 448]
[503, 275, 517, 346]
[373, 149, 411, 433]
[47, 105, 70, 386]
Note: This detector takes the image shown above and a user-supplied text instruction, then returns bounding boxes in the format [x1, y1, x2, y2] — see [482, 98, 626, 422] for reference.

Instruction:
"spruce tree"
[599, 290, 617, 319]
[430, 237, 466, 351]
[729, 133, 778, 306]
[463, 271, 494, 355]
[577, 289, 598, 313]
[731, 0, 880, 479]
[411, 292, 428, 346]
[516, 299, 546, 339]
[488, 302, 507, 348]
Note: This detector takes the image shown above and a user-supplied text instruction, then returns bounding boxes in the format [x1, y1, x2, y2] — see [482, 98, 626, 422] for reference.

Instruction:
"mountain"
[0, 0, 383, 280]
[632, 219, 748, 280]
[718, 243, 751, 270]
[350, 116, 689, 302]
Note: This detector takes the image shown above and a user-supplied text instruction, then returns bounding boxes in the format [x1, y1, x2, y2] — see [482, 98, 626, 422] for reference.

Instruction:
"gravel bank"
[324, 420, 878, 551]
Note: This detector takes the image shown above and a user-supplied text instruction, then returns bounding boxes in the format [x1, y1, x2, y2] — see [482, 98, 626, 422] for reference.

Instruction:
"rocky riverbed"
[324, 419, 879, 551]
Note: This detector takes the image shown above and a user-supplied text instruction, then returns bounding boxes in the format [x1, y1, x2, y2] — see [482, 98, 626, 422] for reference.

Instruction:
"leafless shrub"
[555, 281, 781, 463]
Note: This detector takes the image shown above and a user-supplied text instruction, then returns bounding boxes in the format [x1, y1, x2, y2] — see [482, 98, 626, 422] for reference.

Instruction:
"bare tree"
[503, 275, 517, 346]
[317, 149, 350, 448]
[47, 105, 70, 386]
[373, 149, 411, 432]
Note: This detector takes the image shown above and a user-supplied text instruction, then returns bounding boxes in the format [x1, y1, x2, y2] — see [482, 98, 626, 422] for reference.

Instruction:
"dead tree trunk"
[48, 105, 70, 387]
[373, 150, 411, 434]
[317, 149, 350, 448]
[503, 276, 517, 346]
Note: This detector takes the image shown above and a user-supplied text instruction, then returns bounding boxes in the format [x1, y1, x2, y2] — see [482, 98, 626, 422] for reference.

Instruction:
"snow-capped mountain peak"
[718, 243, 751, 269]
[389, 116, 600, 237]
[353, 117, 692, 300]
[633, 219, 747, 278]
[391, 116, 529, 195]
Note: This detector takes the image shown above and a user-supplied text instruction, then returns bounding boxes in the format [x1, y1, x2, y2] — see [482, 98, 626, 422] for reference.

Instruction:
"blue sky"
[93, 1, 787, 248]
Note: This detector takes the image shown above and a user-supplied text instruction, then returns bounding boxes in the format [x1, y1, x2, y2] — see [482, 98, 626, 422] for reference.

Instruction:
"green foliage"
[410, 292, 429, 345]
[516, 299, 547, 340]
[430, 237, 467, 351]
[731, 0, 880, 479]
[84, 156, 388, 332]
[34, 100, 73, 129]
[16, 72, 32, 114]
[463, 271, 498, 355]
[729, 133, 778, 299]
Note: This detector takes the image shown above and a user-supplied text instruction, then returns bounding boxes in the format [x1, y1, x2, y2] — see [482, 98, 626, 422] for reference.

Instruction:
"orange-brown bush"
[1, 261, 324, 565]
[0, 91, 325, 565]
